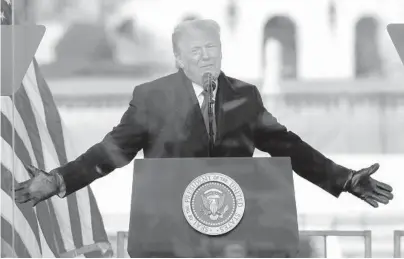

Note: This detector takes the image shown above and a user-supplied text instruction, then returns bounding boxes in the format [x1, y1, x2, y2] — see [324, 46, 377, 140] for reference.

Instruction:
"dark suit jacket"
[58, 69, 351, 197]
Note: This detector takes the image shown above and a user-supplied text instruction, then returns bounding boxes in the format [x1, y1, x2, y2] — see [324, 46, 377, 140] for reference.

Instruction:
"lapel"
[215, 72, 255, 142]
[176, 69, 209, 144]
[174, 69, 255, 145]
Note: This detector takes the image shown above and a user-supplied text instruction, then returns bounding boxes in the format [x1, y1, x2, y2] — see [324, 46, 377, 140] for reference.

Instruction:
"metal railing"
[116, 230, 375, 258]
[394, 230, 404, 258]
[300, 230, 372, 258]
[117, 231, 129, 258]
[59, 242, 113, 258]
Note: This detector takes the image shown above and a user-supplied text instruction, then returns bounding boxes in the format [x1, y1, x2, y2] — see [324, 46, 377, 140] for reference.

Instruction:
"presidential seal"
[182, 173, 245, 236]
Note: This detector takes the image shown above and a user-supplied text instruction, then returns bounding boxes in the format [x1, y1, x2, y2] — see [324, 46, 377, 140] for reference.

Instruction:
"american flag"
[1, 0, 113, 257]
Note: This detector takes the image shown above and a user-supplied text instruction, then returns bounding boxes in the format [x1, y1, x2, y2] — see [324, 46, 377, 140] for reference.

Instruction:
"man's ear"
[174, 52, 185, 68]
[175, 57, 184, 69]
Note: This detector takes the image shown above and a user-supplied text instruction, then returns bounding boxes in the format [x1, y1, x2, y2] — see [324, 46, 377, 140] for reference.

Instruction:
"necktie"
[201, 82, 216, 151]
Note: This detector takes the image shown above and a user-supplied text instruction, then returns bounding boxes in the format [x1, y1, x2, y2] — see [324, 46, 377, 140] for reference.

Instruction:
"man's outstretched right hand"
[15, 165, 62, 207]
[344, 163, 393, 208]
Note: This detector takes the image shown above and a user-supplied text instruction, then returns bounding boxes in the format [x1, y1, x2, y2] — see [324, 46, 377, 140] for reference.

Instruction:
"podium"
[127, 157, 299, 257]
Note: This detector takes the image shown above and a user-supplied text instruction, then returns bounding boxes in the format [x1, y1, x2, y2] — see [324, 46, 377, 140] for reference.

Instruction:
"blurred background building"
[11, 0, 404, 257]
[31, 0, 404, 81]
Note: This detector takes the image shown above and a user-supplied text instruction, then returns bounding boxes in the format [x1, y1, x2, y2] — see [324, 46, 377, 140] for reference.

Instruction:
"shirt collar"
[192, 80, 218, 100]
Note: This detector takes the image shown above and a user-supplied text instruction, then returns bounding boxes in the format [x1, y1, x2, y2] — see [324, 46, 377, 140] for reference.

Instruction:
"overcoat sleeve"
[252, 86, 351, 197]
[57, 85, 149, 196]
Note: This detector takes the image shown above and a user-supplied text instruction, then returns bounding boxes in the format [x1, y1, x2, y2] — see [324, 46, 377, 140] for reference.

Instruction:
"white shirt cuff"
[53, 171, 66, 198]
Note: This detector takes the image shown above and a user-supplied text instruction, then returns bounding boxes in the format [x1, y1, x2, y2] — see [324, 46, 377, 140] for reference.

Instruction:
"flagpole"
[10, 0, 16, 255]
[0, 5, 2, 256]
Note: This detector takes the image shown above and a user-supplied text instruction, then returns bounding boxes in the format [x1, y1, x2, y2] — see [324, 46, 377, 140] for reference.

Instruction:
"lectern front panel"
[128, 157, 298, 257]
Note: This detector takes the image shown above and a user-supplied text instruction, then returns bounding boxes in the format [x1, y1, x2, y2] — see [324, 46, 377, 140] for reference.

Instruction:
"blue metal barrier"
[394, 230, 404, 258]
[300, 230, 372, 258]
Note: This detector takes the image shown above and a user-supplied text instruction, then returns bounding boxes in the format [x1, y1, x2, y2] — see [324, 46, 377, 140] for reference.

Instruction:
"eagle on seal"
[201, 189, 228, 220]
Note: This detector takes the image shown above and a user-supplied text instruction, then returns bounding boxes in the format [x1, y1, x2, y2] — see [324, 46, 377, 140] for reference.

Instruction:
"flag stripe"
[14, 86, 45, 170]
[22, 67, 83, 253]
[0, 99, 58, 255]
[33, 60, 68, 164]
[36, 222, 57, 258]
[45, 200, 67, 256]
[1, 138, 65, 256]
[1, 138, 36, 185]
[32, 57, 112, 256]
[1, 197, 40, 257]
[1, 96, 66, 256]
[28, 132, 75, 254]
[1, 98, 38, 167]
[1, 164, 41, 251]
[33, 61, 100, 256]
[63, 129, 98, 253]
[1, 108, 64, 254]
[35, 203, 64, 257]
[1, 237, 17, 257]
[14, 83, 74, 253]
[75, 189, 95, 247]
[67, 197, 84, 252]
[26, 61, 94, 256]
[1, 217, 31, 258]
[2, 186, 46, 258]
[1, 112, 33, 165]
[88, 189, 108, 243]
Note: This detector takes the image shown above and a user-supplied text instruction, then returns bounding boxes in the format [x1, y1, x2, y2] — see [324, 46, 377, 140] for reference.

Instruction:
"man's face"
[176, 28, 222, 85]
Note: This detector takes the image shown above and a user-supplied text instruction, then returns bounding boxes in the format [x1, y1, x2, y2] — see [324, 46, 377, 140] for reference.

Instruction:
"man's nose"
[201, 48, 210, 60]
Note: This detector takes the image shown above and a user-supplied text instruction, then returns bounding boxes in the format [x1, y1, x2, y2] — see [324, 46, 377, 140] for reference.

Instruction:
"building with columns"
[33, 0, 404, 93]
[107, 0, 404, 84]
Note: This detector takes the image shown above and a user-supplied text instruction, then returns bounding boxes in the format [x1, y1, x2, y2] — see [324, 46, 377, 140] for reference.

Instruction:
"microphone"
[202, 72, 216, 106]
[202, 72, 216, 92]
[202, 72, 216, 155]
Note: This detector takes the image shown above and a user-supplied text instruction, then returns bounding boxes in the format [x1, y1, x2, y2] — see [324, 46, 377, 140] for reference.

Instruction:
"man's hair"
[172, 19, 221, 67]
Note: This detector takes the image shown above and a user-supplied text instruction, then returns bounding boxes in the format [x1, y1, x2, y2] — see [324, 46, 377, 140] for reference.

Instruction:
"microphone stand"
[202, 72, 216, 157]
[207, 77, 215, 156]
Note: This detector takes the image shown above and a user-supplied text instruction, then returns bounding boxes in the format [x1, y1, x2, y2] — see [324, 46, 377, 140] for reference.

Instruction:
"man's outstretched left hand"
[345, 163, 393, 208]
[15, 165, 60, 207]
